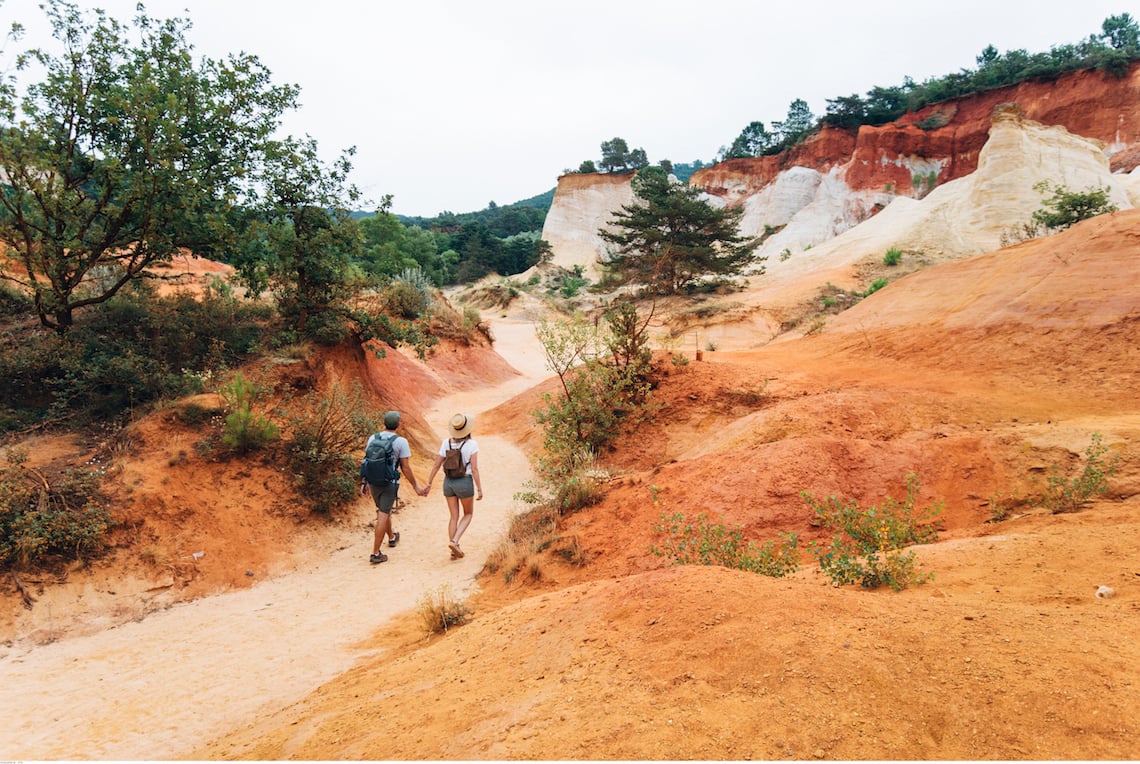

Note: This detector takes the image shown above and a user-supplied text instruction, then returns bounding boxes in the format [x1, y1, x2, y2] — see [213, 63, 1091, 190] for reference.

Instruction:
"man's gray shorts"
[368, 482, 398, 513]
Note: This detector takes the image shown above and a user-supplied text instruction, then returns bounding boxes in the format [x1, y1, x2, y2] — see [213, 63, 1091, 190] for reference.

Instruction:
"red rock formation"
[693, 62, 1140, 201]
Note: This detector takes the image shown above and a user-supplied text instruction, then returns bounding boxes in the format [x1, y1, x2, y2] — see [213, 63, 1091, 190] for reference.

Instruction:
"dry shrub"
[417, 585, 472, 634]
[484, 504, 562, 583]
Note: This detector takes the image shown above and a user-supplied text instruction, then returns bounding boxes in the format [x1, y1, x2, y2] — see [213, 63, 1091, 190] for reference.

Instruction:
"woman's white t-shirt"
[438, 437, 478, 477]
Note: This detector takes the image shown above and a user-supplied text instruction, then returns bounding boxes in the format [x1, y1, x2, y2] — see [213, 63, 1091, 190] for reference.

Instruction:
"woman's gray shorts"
[443, 474, 474, 499]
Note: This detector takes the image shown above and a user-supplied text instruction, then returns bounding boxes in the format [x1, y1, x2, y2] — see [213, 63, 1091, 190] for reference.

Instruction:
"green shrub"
[864, 278, 889, 296]
[1031, 181, 1118, 232]
[0, 281, 271, 432]
[651, 511, 800, 577]
[382, 279, 429, 320]
[219, 372, 279, 453]
[0, 448, 111, 569]
[1042, 433, 1119, 513]
[287, 380, 380, 513]
[804, 474, 941, 590]
[883, 248, 902, 266]
[516, 445, 607, 515]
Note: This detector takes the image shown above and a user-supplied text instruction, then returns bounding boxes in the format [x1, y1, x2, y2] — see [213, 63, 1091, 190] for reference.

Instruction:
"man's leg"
[368, 483, 397, 562]
[372, 510, 389, 555]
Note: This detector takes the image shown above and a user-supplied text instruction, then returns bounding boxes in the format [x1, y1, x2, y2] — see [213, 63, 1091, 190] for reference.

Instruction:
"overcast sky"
[1, 0, 1132, 217]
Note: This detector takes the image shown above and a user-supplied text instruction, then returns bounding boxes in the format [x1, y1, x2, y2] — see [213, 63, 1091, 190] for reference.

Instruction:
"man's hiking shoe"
[388, 531, 400, 548]
[369, 552, 388, 564]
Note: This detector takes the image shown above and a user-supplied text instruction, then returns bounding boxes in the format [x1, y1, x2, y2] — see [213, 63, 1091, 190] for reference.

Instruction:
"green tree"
[600, 137, 630, 172]
[599, 167, 763, 295]
[1101, 13, 1139, 52]
[0, 0, 298, 333]
[822, 95, 866, 131]
[599, 137, 648, 173]
[576, 159, 597, 173]
[772, 98, 816, 150]
[628, 147, 649, 170]
[235, 136, 363, 342]
[726, 121, 775, 157]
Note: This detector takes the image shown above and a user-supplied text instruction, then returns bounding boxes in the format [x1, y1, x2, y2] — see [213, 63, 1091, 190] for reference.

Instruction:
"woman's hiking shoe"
[388, 531, 400, 548]
[449, 540, 464, 559]
[369, 552, 388, 564]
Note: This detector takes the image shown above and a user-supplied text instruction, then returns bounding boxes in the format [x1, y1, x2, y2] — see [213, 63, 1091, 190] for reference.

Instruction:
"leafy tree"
[576, 159, 598, 173]
[598, 137, 649, 173]
[772, 98, 816, 151]
[822, 95, 866, 131]
[599, 167, 763, 295]
[0, 0, 298, 333]
[1101, 13, 1139, 52]
[726, 121, 775, 157]
[864, 84, 909, 124]
[500, 231, 551, 274]
[600, 137, 630, 172]
[234, 136, 363, 343]
[530, 305, 653, 504]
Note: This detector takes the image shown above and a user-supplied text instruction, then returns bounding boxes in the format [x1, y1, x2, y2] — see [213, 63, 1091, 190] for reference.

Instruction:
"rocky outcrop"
[690, 62, 1140, 258]
[540, 63, 1140, 276]
[768, 111, 1134, 286]
[539, 171, 634, 277]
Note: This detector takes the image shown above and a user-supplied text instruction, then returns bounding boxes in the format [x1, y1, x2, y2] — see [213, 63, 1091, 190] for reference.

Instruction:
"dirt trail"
[0, 316, 549, 761]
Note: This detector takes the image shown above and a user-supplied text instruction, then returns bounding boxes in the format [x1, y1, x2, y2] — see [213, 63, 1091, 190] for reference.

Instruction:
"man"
[361, 410, 422, 564]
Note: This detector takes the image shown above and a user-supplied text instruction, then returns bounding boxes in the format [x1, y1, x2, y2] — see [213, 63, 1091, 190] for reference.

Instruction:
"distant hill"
[392, 188, 556, 232]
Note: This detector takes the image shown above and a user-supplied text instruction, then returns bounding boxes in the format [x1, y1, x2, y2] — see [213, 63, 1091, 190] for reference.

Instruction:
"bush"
[484, 504, 564, 583]
[864, 278, 889, 297]
[651, 511, 800, 577]
[219, 372, 279, 453]
[382, 279, 429, 320]
[1031, 181, 1118, 232]
[516, 445, 607, 515]
[0, 448, 111, 569]
[1042, 433, 1119, 513]
[883, 248, 902, 266]
[286, 379, 381, 513]
[417, 584, 472, 634]
[804, 474, 942, 590]
[0, 281, 271, 432]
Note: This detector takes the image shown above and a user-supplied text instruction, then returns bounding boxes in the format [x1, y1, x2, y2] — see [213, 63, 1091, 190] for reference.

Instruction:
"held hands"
[416, 482, 431, 497]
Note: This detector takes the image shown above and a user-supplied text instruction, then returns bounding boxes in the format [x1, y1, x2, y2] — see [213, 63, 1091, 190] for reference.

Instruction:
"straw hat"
[448, 413, 474, 439]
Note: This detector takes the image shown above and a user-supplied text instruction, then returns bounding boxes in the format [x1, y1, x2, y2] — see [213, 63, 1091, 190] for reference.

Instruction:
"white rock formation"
[751, 112, 1134, 299]
[540, 113, 1131, 300]
[541, 172, 634, 277]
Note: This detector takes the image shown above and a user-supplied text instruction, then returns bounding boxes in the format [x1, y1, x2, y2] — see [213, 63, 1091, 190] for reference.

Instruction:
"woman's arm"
[469, 451, 483, 500]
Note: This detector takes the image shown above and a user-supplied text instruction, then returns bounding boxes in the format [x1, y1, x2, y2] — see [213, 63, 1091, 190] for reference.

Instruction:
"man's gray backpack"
[361, 432, 400, 486]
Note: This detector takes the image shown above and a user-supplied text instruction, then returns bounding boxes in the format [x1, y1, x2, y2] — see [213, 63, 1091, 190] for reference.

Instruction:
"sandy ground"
[0, 318, 550, 761]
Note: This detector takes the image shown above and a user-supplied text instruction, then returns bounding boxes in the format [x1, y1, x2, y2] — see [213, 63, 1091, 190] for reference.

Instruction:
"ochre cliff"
[540, 63, 1139, 279]
[693, 62, 1140, 202]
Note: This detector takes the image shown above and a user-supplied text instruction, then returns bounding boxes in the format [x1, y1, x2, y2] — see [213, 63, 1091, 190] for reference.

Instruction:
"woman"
[422, 413, 482, 559]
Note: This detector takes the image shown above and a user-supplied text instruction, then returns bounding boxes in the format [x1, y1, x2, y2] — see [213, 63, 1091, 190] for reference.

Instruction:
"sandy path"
[1, 317, 549, 760]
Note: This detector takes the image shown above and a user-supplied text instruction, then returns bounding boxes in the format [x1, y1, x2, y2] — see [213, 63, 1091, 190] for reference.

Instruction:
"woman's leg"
[453, 495, 475, 544]
[446, 494, 461, 542]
